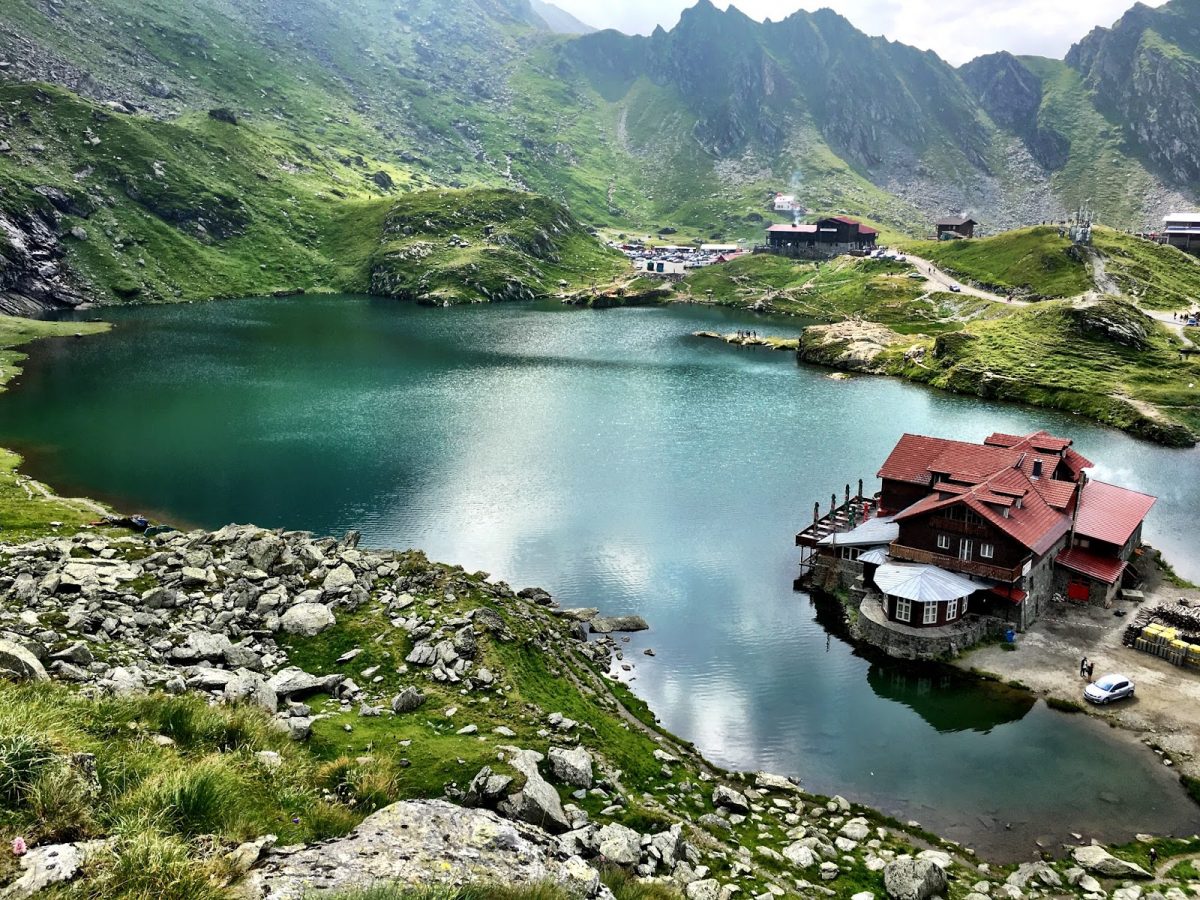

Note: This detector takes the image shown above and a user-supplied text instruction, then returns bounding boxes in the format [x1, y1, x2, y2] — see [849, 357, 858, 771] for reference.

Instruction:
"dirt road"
[899, 253, 1020, 305]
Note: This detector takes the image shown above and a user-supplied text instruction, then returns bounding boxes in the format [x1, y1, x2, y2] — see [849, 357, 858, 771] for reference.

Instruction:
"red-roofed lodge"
[764, 216, 877, 258]
[797, 429, 1156, 657]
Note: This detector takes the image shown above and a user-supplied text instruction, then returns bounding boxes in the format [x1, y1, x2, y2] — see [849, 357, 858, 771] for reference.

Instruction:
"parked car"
[1084, 673, 1135, 705]
[949, 284, 962, 293]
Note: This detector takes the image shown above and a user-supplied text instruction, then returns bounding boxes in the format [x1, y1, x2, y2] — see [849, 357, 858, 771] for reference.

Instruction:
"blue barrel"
[1004, 628, 1016, 643]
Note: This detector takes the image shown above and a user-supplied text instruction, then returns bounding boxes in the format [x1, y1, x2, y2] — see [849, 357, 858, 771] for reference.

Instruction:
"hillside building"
[935, 217, 978, 239]
[764, 216, 877, 258]
[1161, 213, 1200, 254]
[797, 429, 1156, 657]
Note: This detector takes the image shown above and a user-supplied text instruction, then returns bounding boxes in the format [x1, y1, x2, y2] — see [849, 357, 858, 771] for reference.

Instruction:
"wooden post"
[813, 502, 820, 525]
[830, 494, 836, 517]
[845, 484, 851, 507]
[857, 478, 863, 501]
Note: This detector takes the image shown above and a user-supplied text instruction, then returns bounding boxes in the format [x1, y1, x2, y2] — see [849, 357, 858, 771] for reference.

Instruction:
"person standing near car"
[1086, 661, 1095, 681]
[1080, 656, 1088, 677]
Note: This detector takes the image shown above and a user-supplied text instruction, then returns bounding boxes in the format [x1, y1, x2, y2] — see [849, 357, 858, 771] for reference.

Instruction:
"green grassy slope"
[0, 82, 620, 306]
[884, 298, 1200, 445]
[679, 254, 998, 333]
[904, 227, 1092, 298]
[1092, 228, 1200, 311]
[369, 189, 624, 304]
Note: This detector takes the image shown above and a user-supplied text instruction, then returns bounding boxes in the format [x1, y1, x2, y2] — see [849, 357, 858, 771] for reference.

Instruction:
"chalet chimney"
[1032, 459, 1043, 479]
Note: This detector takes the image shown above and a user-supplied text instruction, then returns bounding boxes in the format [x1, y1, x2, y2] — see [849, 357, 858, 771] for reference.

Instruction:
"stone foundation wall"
[850, 596, 1006, 661]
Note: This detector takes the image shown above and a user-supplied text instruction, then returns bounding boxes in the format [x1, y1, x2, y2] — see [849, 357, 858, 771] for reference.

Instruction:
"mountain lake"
[2, 295, 1198, 857]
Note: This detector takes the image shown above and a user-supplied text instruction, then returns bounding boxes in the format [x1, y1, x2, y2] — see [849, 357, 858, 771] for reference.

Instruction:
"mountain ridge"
[0, 0, 1198, 310]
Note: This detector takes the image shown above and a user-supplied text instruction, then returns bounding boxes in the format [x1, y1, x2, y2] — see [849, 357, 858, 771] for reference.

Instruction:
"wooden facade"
[880, 592, 969, 628]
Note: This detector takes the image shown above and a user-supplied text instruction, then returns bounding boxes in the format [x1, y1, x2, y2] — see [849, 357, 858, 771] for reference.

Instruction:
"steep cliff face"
[1066, 0, 1200, 187]
[959, 52, 1070, 170]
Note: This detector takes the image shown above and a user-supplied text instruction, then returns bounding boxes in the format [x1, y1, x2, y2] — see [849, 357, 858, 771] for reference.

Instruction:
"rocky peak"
[1065, 0, 1200, 185]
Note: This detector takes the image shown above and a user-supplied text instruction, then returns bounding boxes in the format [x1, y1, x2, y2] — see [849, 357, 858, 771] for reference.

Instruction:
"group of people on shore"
[736, 330, 759, 340]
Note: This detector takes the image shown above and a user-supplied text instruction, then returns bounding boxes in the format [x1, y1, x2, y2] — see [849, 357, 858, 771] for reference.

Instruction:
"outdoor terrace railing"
[888, 544, 1026, 582]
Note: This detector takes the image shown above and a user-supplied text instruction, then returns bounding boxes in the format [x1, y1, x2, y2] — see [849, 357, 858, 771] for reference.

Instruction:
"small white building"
[774, 194, 798, 212]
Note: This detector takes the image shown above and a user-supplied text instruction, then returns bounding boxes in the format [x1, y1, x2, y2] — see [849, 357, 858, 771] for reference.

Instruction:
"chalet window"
[947, 598, 958, 620]
[979, 543, 995, 559]
[962, 596, 969, 614]
[923, 602, 938, 625]
[958, 538, 973, 561]
[895, 597, 911, 622]
[937, 534, 950, 550]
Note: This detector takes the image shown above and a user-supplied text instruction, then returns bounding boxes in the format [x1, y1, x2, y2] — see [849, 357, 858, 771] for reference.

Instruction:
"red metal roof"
[989, 584, 1027, 604]
[893, 465, 1072, 556]
[1031, 478, 1076, 511]
[829, 216, 861, 225]
[767, 224, 818, 233]
[878, 434, 1016, 485]
[984, 429, 1073, 454]
[1062, 447, 1094, 477]
[857, 225, 878, 235]
[1073, 480, 1156, 547]
[1056, 547, 1128, 585]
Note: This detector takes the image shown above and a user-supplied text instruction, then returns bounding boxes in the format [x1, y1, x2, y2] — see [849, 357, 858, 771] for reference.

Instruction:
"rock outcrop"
[241, 800, 611, 899]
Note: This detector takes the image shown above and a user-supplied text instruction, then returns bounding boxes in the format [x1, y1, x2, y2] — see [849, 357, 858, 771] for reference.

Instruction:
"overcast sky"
[550, 0, 1168, 66]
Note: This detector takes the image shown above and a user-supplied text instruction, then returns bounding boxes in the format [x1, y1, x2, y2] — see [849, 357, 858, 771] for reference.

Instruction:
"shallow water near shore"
[2, 295, 1198, 858]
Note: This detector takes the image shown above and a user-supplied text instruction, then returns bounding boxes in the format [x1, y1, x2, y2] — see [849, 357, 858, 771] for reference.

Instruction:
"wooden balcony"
[928, 516, 992, 539]
[889, 544, 1027, 582]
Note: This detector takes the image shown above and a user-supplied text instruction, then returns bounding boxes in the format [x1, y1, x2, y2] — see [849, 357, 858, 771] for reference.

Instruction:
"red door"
[1067, 576, 1090, 602]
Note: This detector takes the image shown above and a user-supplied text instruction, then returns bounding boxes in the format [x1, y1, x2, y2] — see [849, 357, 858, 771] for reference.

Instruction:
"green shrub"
[25, 764, 97, 842]
[59, 831, 227, 900]
[118, 756, 261, 839]
[0, 733, 56, 804]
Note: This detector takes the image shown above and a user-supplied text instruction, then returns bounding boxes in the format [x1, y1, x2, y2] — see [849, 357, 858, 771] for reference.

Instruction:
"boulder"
[755, 772, 802, 794]
[685, 880, 720, 900]
[169, 631, 233, 662]
[883, 858, 949, 900]
[279, 602, 336, 637]
[322, 564, 357, 592]
[391, 687, 426, 713]
[101, 666, 147, 696]
[267, 667, 343, 698]
[589, 615, 649, 634]
[497, 749, 571, 834]
[1071, 845, 1151, 880]
[597, 822, 641, 867]
[464, 766, 513, 807]
[0, 639, 48, 682]
[0, 839, 108, 898]
[240, 800, 607, 899]
[711, 784, 750, 814]
[548, 746, 594, 788]
[783, 842, 817, 869]
[223, 670, 278, 713]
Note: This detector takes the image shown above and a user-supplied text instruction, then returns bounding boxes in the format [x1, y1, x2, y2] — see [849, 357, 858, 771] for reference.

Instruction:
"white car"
[1084, 673, 1135, 705]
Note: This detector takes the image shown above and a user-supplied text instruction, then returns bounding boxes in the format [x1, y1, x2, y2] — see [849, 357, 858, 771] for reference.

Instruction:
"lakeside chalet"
[797, 430, 1156, 658]
[764, 216, 878, 258]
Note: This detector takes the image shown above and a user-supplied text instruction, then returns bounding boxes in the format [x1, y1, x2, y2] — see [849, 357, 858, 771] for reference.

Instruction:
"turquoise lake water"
[2, 295, 1197, 857]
